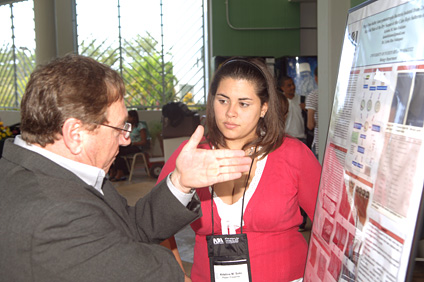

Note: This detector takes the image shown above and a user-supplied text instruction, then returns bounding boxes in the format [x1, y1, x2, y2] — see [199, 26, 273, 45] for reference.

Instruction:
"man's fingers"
[214, 172, 244, 183]
[181, 125, 204, 152]
[211, 148, 247, 158]
[174, 133, 253, 190]
[214, 164, 251, 175]
[216, 156, 252, 166]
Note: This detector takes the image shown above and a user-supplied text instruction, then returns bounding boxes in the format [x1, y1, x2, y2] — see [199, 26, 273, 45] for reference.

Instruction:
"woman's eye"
[218, 99, 228, 104]
[240, 102, 249, 107]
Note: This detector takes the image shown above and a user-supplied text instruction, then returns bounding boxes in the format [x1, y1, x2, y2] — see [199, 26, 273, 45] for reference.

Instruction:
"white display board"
[304, 1, 424, 281]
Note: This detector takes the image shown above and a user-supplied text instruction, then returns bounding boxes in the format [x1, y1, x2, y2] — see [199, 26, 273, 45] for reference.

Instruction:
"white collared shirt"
[14, 135, 106, 194]
[14, 135, 194, 206]
[285, 95, 306, 139]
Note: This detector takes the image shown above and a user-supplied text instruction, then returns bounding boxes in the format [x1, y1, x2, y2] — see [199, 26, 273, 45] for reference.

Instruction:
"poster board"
[304, 0, 424, 281]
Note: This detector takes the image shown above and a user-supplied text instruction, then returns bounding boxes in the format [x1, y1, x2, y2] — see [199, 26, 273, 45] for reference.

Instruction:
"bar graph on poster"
[304, 0, 424, 281]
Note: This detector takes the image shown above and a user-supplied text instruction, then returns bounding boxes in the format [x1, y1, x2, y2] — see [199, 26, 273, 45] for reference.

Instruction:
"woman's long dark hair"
[128, 110, 139, 128]
[205, 57, 288, 159]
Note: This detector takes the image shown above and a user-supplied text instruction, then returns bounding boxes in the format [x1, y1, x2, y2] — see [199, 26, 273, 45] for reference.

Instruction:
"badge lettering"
[213, 238, 224, 244]
[224, 237, 239, 244]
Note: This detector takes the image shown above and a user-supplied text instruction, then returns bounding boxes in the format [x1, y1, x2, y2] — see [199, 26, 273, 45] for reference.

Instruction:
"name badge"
[206, 233, 252, 282]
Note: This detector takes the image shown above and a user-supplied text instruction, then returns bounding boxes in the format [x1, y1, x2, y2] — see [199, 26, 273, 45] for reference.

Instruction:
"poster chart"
[304, 0, 424, 281]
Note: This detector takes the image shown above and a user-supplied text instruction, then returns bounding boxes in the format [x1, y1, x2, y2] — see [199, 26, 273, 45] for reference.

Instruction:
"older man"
[280, 76, 306, 143]
[0, 54, 251, 282]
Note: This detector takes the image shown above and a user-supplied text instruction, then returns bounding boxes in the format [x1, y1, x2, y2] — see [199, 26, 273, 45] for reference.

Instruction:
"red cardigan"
[158, 137, 321, 281]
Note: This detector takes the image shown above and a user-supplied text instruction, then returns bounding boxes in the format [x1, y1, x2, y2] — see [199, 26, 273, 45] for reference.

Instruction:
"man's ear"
[62, 118, 84, 155]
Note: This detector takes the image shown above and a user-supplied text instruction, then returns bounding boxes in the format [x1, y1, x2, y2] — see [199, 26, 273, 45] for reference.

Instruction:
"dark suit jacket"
[0, 139, 200, 281]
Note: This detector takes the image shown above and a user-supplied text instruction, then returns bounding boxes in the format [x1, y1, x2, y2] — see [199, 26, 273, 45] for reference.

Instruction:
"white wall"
[136, 110, 162, 126]
[317, 0, 350, 163]
[300, 2, 318, 56]
[0, 111, 20, 126]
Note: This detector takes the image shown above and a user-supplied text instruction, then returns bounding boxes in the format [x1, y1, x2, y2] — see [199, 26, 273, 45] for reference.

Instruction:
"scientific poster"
[304, 0, 424, 281]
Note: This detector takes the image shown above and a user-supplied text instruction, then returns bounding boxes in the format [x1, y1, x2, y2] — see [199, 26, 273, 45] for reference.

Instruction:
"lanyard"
[210, 147, 256, 235]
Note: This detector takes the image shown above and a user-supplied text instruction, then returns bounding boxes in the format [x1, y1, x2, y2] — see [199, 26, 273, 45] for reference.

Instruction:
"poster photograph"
[304, 0, 424, 281]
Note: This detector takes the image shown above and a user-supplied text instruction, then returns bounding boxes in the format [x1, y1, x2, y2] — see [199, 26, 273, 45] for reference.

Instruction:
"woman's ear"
[261, 102, 269, 118]
[61, 118, 84, 155]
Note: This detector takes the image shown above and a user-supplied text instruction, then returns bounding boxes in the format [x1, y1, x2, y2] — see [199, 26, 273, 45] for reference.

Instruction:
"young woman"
[110, 110, 150, 181]
[157, 57, 321, 281]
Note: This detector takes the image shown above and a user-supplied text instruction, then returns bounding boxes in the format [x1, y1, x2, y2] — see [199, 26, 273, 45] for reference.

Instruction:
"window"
[0, 1, 35, 110]
[0, 0, 208, 110]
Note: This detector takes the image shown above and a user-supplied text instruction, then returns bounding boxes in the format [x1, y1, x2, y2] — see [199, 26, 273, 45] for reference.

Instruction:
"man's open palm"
[171, 126, 252, 193]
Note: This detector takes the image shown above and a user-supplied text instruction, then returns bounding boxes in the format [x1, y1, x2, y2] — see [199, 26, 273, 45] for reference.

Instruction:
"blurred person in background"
[109, 110, 151, 181]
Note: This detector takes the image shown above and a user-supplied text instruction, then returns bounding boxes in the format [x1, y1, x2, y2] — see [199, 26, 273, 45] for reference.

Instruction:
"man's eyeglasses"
[98, 122, 132, 139]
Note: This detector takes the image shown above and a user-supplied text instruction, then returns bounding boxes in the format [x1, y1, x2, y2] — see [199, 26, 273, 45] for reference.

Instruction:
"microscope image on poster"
[389, 71, 424, 127]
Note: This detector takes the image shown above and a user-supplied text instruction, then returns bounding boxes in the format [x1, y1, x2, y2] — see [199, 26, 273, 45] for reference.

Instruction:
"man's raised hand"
[171, 126, 252, 193]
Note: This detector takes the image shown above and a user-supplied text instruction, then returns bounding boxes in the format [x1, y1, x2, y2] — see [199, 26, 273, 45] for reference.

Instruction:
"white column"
[33, 0, 77, 65]
[317, 0, 350, 163]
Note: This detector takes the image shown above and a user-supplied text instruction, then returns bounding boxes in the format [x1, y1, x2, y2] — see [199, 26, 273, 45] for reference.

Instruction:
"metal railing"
[76, 0, 208, 110]
[0, 0, 208, 111]
[0, 1, 36, 110]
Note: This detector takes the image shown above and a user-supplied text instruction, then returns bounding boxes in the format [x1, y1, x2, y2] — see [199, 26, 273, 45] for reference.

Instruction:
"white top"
[305, 89, 319, 154]
[285, 95, 306, 139]
[210, 155, 267, 235]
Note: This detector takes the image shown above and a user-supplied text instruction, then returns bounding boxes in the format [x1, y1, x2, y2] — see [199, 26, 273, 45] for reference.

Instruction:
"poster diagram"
[304, 1, 424, 281]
